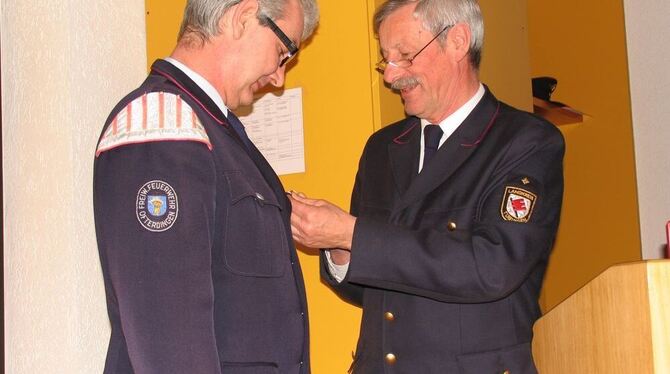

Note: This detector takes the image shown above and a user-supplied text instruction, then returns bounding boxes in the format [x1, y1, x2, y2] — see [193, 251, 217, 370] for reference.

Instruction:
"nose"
[268, 65, 286, 87]
[383, 63, 402, 85]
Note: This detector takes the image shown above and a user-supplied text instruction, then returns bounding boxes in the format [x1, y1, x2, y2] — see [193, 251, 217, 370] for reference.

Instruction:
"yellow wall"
[145, 1, 183, 71]
[527, 0, 642, 310]
[479, 0, 533, 111]
[273, 1, 376, 371]
[146, 0, 535, 371]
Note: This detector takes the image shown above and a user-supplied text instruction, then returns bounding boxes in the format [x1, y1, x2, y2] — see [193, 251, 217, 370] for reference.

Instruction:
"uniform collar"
[163, 57, 230, 117]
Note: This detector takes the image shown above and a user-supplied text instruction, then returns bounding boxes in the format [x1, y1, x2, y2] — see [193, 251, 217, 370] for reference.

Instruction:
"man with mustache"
[94, 0, 318, 372]
[289, 0, 564, 372]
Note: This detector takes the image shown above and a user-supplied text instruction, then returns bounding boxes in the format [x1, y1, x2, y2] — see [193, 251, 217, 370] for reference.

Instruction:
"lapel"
[388, 117, 421, 196]
[392, 87, 501, 214]
[149, 59, 289, 211]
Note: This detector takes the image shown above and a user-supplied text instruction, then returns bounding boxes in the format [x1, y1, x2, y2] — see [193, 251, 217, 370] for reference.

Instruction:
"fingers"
[285, 190, 306, 197]
[287, 190, 322, 206]
[289, 197, 311, 219]
[287, 191, 354, 249]
[289, 199, 309, 245]
[290, 223, 303, 244]
[290, 219, 305, 245]
[290, 219, 311, 247]
[286, 190, 306, 199]
[290, 203, 321, 247]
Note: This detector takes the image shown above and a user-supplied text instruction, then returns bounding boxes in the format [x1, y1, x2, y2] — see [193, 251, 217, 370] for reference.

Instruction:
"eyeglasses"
[262, 16, 299, 68]
[376, 24, 454, 73]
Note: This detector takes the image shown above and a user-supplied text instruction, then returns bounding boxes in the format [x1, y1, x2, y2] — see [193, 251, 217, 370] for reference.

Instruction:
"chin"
[403, 102, 423, 117]
[237, 92, 254, 107]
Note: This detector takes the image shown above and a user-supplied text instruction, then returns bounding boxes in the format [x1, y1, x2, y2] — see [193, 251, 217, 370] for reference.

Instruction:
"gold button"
[384, 312, 395, 321]
[447, 221, 457, 231]
[385, 353, 397, 365]
[503, 371, 510, 374]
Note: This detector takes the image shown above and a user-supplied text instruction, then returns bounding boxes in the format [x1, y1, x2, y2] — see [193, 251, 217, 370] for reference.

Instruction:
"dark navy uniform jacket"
[94, 59, 309, 374]
[321, 88, 564, 373]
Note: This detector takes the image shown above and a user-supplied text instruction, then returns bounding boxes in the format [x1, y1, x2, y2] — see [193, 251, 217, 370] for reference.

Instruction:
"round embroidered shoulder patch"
[136, 180, 179, 232]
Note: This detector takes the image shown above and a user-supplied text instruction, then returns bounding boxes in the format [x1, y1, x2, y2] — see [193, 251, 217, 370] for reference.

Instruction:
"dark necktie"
[423, 124, 444, 167]
[226, 111, 251, 148]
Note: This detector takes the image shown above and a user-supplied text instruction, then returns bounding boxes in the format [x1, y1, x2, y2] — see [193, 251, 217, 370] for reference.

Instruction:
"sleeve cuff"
[325, 250, 350, 283]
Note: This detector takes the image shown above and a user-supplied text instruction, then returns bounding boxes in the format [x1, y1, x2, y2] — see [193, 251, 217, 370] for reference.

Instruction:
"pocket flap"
[456, 342, 537, 374]
[220, 362, 278, 374]
[225, 171, 281, 209]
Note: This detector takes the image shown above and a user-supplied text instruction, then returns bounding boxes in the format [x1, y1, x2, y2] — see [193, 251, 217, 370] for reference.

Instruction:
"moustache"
[391, 76, 420, 90]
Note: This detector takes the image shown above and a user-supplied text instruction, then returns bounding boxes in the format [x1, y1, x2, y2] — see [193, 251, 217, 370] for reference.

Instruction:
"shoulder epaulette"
[96, 92, 212, 157]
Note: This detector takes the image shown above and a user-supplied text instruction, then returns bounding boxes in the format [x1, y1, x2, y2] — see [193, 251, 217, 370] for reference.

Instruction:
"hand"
[288, 192, 356, 250]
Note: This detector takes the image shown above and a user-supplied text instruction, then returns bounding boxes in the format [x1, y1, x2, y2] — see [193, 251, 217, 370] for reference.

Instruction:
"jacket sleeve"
[319, 145, 371, 307]
[94, 140, 222, 374]
[346, 126, 565, 304]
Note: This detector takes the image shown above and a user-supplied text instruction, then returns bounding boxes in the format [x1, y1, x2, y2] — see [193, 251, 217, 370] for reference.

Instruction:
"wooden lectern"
[532, 260, 670, 373]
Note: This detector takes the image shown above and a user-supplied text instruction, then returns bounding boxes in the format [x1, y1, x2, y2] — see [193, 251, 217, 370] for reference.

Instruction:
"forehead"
[273, 1, 304, 46]
[378, 5, 428, 52]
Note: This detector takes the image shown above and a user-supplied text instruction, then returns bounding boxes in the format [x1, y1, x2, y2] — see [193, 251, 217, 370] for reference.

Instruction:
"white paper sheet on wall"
[236, 87, 305, 176]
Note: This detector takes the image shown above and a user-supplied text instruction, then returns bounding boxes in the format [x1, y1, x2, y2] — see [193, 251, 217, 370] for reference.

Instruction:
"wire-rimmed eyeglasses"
[262, 16, 299, 68]
[375, 24, 454, 73]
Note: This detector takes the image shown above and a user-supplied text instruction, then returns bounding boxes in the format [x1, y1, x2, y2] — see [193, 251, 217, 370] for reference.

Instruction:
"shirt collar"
[164, 57, 230, 117]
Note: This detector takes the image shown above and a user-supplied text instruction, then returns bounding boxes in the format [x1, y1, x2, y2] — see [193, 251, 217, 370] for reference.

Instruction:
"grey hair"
[373, 0, 483, 69]
[178, 0, 319, 44]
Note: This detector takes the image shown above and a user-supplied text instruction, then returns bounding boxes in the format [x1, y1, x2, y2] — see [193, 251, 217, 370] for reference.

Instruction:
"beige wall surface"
[2, 1, 146, 372]
[623, 0, 670, 259]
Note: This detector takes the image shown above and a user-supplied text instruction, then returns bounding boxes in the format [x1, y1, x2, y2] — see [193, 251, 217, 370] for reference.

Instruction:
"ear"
[447, 23, 472, 63]
[228, 0, 261, 40]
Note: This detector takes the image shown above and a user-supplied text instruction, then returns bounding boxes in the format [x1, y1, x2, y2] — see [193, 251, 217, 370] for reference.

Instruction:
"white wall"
[2, 1, 146, 372]
[624, 0, 670, 259]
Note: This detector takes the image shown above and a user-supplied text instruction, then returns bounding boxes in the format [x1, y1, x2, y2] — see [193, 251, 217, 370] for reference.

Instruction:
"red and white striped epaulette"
[96, 92, 212, 157]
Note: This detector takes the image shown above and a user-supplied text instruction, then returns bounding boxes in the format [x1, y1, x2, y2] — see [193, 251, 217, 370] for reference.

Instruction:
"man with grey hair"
[94, 0, 318, 373]
[290, 0, 563, 372]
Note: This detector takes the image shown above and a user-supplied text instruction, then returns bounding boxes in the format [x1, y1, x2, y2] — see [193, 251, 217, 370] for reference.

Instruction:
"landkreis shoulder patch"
[500, 186, 537, 223]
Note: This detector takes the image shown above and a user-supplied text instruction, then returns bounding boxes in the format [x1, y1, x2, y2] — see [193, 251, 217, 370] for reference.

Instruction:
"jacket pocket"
[456, 342, 537, 374]
[223, 171, 287, 277]
[220, 361, 278, 374]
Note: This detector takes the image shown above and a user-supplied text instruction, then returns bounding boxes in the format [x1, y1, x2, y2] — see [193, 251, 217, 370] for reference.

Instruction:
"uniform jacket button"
[447, 221, 457, 231]
[385, 353, 397, 365]
[384, 311, 395, 321]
